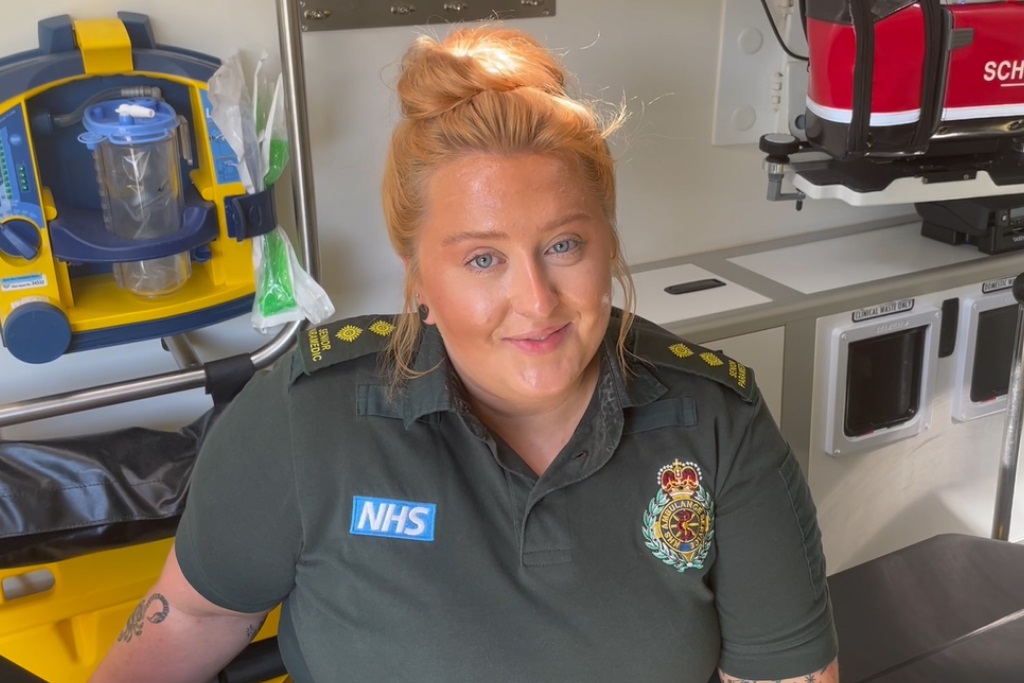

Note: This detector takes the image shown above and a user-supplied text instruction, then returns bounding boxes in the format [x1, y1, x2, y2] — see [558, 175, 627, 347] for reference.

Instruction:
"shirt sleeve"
[709, 387, 838, 680]
[174, 355, 303, 614]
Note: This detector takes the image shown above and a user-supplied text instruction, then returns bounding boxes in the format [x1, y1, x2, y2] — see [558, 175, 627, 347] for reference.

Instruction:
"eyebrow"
[441, 229, 507, 247]
[440, 212, 595, 247]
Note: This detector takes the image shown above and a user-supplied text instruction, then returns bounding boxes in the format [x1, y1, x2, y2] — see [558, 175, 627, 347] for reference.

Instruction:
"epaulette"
[290, 314, 399, 380]
[629, 318, 757, 402]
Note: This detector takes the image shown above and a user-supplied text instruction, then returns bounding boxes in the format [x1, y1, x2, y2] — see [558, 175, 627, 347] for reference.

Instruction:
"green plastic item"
[256, 229, 297, 318]
[264, 139, 289, 187]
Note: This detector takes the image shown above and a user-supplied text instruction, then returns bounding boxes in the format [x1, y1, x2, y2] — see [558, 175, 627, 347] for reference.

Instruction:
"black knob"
[1013, 273, 1024, 305]
[759, 133, 802, 158]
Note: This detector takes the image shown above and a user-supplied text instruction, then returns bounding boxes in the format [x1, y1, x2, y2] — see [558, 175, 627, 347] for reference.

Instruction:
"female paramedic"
[90, 26, 839, 683]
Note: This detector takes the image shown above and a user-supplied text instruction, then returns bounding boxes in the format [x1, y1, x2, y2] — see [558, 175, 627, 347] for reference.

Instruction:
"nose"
[509, 256, 558, 318]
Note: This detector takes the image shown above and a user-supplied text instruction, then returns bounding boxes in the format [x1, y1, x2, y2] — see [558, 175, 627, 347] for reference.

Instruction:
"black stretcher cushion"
[0, 408, 220, 568]
[0, 653, 46, 683]
[829, 533, 1024, 682]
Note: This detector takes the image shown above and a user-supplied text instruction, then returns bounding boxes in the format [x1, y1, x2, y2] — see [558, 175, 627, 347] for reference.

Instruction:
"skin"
[719, 657, 840, 683]
[87, 545, 270, 683]
[412, 152, 615, 473]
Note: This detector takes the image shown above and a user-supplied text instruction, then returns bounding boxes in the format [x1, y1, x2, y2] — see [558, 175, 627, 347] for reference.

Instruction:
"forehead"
[422, 153, 598, 227]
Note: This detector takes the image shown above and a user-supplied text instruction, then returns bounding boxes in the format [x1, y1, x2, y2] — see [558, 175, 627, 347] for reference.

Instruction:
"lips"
[508, 324, 567, 342]
[505, 323, 571, 354]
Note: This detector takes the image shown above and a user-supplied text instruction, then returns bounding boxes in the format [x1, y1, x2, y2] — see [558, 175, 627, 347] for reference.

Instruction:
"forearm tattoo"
[245, 615, 268, 641]
[719, 658, 839, 683]
[117, 593, 170, 643]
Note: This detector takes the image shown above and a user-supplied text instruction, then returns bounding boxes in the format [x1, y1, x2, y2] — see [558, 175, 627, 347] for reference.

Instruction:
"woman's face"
[413, 152, 615, 413]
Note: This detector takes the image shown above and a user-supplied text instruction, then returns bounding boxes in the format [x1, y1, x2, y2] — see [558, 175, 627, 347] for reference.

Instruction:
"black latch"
[939, 297, 959, 358]
[225, 187, 278, 241]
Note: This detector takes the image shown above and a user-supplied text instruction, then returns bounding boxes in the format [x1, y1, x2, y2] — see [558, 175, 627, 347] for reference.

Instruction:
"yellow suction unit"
[0, 12, 275, 364]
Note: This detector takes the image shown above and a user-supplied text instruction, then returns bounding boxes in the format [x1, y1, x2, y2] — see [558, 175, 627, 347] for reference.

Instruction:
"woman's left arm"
[719, 657, 839, 683]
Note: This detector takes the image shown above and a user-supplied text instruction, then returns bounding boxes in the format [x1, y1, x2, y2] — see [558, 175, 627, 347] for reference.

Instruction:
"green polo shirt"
[175, 312, 836, 682]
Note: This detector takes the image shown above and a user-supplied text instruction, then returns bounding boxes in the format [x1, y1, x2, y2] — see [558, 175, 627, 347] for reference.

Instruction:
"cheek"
[564, 261, 613, 306]
[426, 271, 508, 329]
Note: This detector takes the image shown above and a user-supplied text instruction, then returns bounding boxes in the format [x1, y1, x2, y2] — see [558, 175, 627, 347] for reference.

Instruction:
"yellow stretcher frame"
[0, 540, 285, 682]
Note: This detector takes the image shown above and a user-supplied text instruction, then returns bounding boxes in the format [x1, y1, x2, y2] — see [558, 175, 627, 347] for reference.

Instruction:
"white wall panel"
[808, 287, 1024, 573]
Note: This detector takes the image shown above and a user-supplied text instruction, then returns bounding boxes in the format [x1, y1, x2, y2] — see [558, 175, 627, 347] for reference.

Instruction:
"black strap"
[912, 0, 946, 151]
[204, 354, 257, 406]
[849, 1, 876, 156]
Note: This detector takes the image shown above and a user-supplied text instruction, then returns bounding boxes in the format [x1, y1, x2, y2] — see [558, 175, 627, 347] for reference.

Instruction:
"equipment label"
[982, 277, 1015, 294]
[1, 273, 46, 292]
[852, 298, 914, 323]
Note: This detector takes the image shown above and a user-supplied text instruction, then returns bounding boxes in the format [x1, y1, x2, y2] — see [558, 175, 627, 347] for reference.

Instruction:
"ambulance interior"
[2, 1, 1024, 681]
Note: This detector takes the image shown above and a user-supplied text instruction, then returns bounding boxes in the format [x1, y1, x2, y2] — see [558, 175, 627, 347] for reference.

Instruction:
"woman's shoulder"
[624, 313, 757, 404]
[288, 313, 400, 383]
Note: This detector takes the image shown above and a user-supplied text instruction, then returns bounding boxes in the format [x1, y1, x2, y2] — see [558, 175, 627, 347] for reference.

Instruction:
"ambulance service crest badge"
[642, 460, 714, 572]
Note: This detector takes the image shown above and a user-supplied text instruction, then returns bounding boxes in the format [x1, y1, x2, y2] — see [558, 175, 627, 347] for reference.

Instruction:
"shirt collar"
[402, 324, 459, 428]
[599, 318, 667, 411]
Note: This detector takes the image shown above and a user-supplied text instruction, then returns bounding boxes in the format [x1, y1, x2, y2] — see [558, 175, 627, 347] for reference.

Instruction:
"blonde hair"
[381, 26, 635, 382]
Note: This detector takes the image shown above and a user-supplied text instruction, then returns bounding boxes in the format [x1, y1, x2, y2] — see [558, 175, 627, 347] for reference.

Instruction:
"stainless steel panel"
[296, 0, 556, 32]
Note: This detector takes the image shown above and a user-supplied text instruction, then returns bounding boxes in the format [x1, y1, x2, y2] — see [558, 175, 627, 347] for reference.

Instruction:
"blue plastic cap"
[3, 302, 72, 364]
[80, 98, 179, 149]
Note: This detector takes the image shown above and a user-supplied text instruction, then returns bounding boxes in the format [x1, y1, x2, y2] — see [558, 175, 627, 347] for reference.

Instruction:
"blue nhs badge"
[351, 496, 436, 542]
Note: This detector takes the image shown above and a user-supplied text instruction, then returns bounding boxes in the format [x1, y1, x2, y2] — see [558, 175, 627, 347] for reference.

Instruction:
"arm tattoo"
[117, 593, 170, 643]
[245, 615, 268, 641]
[719, 658, 839, 683]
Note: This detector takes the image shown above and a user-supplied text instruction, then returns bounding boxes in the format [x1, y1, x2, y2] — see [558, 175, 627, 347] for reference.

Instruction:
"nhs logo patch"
[350, 496, 436, 542]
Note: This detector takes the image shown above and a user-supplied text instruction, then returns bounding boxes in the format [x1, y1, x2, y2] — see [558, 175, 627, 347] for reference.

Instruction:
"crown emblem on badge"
[659, 460, 701, 493]
[642, 459, 714, 573]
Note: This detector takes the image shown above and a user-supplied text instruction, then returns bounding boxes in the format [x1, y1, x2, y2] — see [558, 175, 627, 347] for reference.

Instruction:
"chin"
[513, 366, 584, 400]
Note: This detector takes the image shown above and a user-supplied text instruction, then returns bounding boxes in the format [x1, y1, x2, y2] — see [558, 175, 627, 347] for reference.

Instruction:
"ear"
[416, 291, 435, 325]
[405, 261, 435, 326]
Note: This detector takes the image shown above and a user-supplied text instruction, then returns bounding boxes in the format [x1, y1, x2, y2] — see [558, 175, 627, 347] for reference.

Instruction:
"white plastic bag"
[207, 52, 335, 332]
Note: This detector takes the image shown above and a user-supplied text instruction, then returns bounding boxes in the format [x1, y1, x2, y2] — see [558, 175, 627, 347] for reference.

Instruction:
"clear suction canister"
[81, 98, 191, 297]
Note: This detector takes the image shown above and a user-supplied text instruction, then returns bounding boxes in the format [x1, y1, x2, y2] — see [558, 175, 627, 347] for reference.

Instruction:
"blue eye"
[470, 254, 494, 269]
[549, 239, 579, 254]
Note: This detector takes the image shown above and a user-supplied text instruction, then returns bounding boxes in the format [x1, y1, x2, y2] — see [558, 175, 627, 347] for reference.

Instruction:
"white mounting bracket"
[712, 0, 807, 146]
[794, 172, 1024, 206]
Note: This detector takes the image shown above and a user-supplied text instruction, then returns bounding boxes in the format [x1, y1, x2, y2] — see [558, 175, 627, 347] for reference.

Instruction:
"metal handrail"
[992, 274, 1024, 540]
[278, 0, 321, 280]
[0, 0, 319, 428]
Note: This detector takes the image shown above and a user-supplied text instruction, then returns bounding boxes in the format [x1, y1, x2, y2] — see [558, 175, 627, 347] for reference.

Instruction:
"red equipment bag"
[804, 0, 1024, 159]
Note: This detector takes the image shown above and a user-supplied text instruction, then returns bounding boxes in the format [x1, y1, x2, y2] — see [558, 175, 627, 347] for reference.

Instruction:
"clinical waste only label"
[852, 298, 914, 323]
[1, 273, 46, 292]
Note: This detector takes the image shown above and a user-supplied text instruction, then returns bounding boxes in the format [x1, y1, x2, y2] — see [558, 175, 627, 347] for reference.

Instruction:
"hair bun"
[397, 27, 567, 120]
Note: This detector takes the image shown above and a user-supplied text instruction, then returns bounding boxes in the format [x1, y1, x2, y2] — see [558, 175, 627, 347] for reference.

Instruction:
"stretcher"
[830, 533, 1024, 682]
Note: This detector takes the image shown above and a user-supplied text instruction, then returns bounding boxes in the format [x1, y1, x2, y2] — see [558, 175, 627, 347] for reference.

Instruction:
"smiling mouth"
[509, 324, 568, 342]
